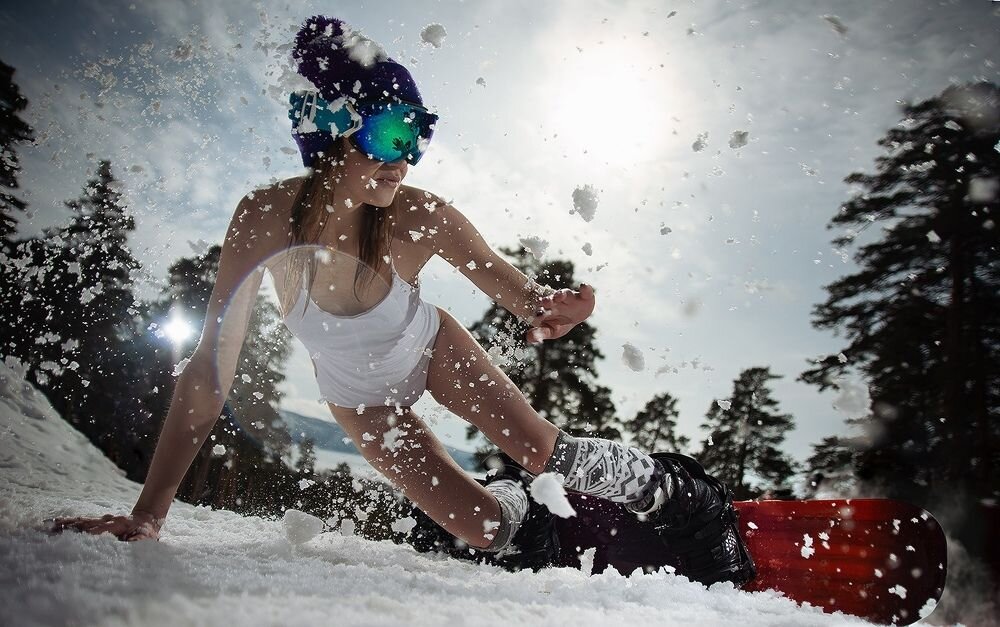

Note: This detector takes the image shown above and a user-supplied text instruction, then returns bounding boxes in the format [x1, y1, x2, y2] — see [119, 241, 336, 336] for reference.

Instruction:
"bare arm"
[130, 193, 272, 522]
[420, 191, 557, 324]
[416, 189, 596, 344]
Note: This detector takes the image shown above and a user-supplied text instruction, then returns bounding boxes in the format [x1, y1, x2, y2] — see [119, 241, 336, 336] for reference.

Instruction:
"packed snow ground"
[1, 360, 882, 627]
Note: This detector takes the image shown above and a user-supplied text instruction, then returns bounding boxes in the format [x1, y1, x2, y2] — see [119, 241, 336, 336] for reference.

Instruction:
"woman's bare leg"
[424, 306, 561, 475]
[424, 307, 662, 509]
[329, 402, 502, 550]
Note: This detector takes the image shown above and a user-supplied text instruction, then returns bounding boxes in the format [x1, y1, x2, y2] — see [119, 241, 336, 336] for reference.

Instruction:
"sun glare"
[534, 41, 677, 165]
[162, 313, 194, 345]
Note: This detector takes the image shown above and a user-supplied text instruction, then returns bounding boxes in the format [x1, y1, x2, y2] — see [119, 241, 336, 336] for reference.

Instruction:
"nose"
[384, 159, 407, 176]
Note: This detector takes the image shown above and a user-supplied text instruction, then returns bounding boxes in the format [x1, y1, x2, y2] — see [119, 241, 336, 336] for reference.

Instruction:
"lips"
[374, 174, 401, 183]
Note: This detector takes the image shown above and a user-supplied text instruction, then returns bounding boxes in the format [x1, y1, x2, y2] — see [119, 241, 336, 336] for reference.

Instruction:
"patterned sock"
[480, 479, 528, 553]
[542, 430, 663, 507]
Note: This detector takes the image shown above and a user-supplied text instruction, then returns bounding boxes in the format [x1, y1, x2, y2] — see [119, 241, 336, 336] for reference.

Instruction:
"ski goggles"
[289, 89, 438, 165]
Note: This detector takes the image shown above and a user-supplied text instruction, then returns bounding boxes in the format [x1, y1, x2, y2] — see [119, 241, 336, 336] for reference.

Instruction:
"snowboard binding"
[480, 452, 561, 572]
[645, 452, 757, 588]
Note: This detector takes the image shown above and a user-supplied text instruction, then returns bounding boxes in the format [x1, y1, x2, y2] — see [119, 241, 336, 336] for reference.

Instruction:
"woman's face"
[337, 135, 408, 208]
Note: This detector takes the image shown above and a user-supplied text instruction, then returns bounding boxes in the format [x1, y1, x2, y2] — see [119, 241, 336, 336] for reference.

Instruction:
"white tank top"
[281, 259, 440, 407]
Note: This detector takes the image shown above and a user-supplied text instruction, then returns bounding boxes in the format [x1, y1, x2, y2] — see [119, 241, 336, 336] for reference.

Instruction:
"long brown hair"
[281, 138, 396, 320]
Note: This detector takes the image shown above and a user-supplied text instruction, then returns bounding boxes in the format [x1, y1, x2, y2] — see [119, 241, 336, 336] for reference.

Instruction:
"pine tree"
[800, 82, 1000, 515]
[3, 160, 142, 464]
[462, 246, 621, 467]
[0, 58, 34, 252]
[698, 367, 796, 498]
[802, 436, 863, 498]
[295, 437, 317, 476]
[630, 391, 690, 454]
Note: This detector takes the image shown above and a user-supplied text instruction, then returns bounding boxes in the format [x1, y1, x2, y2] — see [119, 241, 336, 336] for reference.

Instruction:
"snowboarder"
[49, 15, 755, 588]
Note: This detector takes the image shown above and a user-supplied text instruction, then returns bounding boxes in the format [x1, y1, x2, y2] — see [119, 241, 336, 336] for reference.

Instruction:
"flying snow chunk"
[716, 399, 732, 411]
[729, 131, 749, 149]
[968, 176, 998, 202]
[660, 224, 672, 235]
[172, 357, 190, 377]
[820, 15, 848, 36]
[283, 508, 324, 545]
[340, 26, 388, 68]
[421, 23, 447, 48]
[530, 473, 577, 518]
[571, 184, 599, 222]
[578, 546, 597, 575]
[211, 444, 226, 456]
[582, 242, 593, 256]
[831, 377, 872, 420]
[692, 132, 709, 152]
[622, 343, 645, 371]
[919, 598, 938, 618]
[519, 236, 549, 259]
[889, 584, 907, 599]
[187, 239, 211, 255]
[801, 533, 815, 559]
[383, 426, 404, 452]
[392, 516, 417, 534]
[475, 77, 487, 87]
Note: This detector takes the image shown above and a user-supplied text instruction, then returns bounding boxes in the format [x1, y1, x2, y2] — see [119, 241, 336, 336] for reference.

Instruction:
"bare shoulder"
[395, 183, 452, 228]
[248, 175, 308, 218]
[225, 177, 301, 259]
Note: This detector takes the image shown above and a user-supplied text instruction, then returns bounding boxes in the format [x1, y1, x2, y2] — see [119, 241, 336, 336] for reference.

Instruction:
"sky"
[1, 0, 998, 464]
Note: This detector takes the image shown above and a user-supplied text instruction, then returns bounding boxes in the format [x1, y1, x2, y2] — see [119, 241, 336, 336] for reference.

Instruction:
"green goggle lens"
[348, 102, 438, 165]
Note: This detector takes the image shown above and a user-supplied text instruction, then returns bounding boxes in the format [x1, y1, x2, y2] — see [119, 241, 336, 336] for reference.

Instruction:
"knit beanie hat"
[290, 15, 428, 167]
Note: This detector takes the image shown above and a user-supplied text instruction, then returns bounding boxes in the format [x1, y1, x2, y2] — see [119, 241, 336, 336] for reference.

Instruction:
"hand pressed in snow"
[46, 510, 163, 542]
[526, 284, 595, 345]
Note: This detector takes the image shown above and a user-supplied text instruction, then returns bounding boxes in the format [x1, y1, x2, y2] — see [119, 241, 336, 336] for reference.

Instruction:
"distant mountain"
[277, 408, 480, 472]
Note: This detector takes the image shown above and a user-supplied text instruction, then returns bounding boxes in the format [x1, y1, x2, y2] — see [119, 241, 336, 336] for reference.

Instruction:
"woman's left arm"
[420, 193, 595, 344]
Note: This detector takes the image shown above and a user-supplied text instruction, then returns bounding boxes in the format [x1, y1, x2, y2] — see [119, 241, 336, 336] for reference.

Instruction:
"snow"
[621, 343, 645, 372]
[801, 533, 816, 559]
[283, 509, 324, 545]
[1, 359, 878, 626]
[420, 23, 447, 49]
[570, 185, 599, 222]
[528, 473, 576, 519]
[728, 131, 749, 149]
[831, 377, 872, 420]
[518, 236, 549, 259]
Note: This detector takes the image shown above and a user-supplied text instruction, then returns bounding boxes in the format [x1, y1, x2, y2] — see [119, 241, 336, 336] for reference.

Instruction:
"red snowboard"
[553, 496, 947, 626]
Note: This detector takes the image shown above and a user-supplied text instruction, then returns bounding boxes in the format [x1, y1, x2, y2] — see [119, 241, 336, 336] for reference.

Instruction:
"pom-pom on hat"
[290, 15, 428, 167]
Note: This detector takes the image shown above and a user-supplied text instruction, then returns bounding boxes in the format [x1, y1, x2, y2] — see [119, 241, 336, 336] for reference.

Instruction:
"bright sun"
[533, 41, 676, 165]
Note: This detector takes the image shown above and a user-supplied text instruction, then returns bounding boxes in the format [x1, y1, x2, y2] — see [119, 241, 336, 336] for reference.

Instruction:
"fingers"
[47, 513, 157, 542]
[49, 515, 122, 536]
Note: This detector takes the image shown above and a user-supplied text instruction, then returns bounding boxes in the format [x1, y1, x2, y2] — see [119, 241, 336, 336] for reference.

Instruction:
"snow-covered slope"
[1, 359, 880, 626]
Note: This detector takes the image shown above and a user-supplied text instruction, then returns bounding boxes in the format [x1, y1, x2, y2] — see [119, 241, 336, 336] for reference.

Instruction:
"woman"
[49, 15, 754, 587]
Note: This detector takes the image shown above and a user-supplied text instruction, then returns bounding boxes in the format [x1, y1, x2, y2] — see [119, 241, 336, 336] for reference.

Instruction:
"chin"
[368, 191, 399, 208]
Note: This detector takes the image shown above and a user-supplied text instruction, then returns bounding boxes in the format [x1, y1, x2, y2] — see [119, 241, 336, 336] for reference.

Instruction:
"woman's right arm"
[50, 191, 278, 540]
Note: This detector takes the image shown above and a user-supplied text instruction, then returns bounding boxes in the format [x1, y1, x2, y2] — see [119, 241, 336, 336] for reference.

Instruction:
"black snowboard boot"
[481, 452, 561, 573]
[407, 453, 560, 573]
[642, 452, 756, 588]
